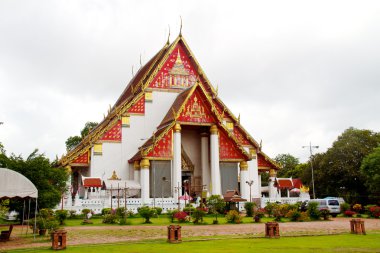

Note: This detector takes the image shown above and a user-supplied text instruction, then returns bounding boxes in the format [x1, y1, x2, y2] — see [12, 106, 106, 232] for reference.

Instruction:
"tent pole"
[26, 199, 31, 235]
[21, 199, 25, 235]
[33, 199, 37, 240]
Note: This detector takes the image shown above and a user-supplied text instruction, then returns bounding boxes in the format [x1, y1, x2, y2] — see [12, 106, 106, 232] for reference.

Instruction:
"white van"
[308, 198, 341, 217]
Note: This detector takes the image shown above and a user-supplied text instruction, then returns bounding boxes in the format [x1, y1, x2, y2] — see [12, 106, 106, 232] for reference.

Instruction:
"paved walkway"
[1, 218, 379, 251]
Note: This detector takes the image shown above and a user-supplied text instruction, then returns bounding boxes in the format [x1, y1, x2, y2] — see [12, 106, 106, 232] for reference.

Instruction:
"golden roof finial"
[237, 113, 241, 124]
[215, 84, 219, 97]
[259, 139, 263, 150]
[139, 54, 142, 68]
[179, 16, 183, 37]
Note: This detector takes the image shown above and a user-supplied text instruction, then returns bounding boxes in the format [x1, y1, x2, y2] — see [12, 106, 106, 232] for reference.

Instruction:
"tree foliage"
[311, 127, 380, 203]
[2, 149, 69, 209]
[361, 146, 380, 204]
[65, 121, 98, 151]
[274, 153, 301, 178]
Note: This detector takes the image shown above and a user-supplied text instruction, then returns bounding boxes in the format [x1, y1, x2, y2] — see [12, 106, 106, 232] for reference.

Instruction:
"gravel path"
[1, 218, 379, 251]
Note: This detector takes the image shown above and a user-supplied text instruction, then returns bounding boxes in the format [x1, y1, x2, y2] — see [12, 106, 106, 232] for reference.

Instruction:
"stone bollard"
[265, 222, 280, 238]
[51, 230, 67, 250]
[350, 219, 366, 235]
[167, 225, 182, 243]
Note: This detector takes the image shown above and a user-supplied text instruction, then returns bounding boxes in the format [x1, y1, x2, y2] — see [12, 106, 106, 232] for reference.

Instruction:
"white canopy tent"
[0, 168, 38, 199]
[0, 168, 38, 239]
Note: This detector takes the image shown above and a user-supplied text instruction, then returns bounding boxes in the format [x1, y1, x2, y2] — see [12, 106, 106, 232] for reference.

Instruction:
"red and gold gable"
[147, 129, 173, 158]
[127, 96, 145, 114]
[219, 129, 246, 160]
[233, 127, 251, 146]
[177, 89, 216, 124]
[100, 120, 122, 142]
[71, 151, 89, 165]
[149, 44, 198, 89]
[258, 153, 273, 169]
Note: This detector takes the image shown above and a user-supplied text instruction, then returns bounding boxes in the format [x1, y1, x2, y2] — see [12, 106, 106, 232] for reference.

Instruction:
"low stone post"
[51, 230, 67, 250]
[167, 225, 182, 243]
[350, 219, 366, 235]
[265, 222, 280, 238]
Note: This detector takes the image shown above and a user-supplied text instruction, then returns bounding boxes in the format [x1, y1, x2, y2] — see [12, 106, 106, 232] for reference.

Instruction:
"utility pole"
[302, 142, 319, 199]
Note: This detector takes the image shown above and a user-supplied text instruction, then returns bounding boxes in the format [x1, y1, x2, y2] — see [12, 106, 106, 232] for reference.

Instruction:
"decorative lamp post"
[161, 177, 169, 209]
[302, 142, 319, 199]
[246, 180, 253, 202]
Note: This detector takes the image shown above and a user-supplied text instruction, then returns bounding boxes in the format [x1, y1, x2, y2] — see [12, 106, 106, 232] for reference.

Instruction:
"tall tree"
[274, 153, 301, 178]
[312, 127, 380, 203]
[65, 121, 98, 151]
[4, 149, 69, 209]
[361, 146, 380, 204]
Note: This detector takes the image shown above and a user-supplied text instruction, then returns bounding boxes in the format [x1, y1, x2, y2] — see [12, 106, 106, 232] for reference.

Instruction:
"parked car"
[300, 198, 341, 217]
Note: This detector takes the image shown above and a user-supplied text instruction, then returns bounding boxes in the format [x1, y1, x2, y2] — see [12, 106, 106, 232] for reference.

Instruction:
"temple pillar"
[201, 132, 210, 195]
[210, 125, 221, 195]
[247, 148, 260, 198]
[134, 161, 140, 182]
[269, 169, 277, 199]
[173, 123, 182, 200]
[240, 161, 250, 201]
[258, 172, 262, 197]
[65, 166, 72, 207]
[140, 158, 150, 204]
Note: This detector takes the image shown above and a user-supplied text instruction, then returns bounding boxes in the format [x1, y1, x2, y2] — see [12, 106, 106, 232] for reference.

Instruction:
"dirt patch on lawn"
[1, 218, 379, 251]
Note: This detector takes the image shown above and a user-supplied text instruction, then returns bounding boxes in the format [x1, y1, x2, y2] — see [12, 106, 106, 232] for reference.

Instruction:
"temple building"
[59, 33, 287, 213]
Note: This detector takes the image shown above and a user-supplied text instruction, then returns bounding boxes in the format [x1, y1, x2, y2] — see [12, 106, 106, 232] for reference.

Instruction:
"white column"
[173, 123, 182, 200]
[133, 161, 140, 182]
[140, 158, 150, 204]
[84, 188, 88, 199]
[66, 167, 72, 207]
[201, 132, 210, 194]
[210, 125, 221, 196]
[247, 148, 260, 198]
[258, 173, 262, 197]
[239, 161, 250, 201]
[268, 169, 277, 199]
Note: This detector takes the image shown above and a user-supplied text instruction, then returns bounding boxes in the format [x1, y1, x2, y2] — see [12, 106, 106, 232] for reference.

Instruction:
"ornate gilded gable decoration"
[127, 96, 145, 114]
[233, 127, 251, 146]
[181, 145, 194, 172]
[258, 153, 273, 169]
[71, 151, 89, 166]
[100, 120, 122, 142]
[147, 129, 173, 158]
[149, 44, 198, 89]
[219, 129, 246, 161]
[178, 90, 215, 124]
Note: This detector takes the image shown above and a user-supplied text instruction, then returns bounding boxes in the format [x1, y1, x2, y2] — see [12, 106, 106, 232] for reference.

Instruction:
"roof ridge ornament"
[167, 25, 171, 45]
[179, 16, 183, 37]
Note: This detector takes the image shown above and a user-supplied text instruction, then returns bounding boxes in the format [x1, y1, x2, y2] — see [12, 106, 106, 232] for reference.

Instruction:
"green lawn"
[63, 214, 284, 226]
[8, 233, 380, 253]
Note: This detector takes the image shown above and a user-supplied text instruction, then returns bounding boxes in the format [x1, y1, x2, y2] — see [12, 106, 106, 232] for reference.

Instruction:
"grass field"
[7, 233, 380, 253]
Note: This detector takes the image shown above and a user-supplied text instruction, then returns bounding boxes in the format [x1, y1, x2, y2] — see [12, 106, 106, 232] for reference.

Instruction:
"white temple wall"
[181, 129, 202, 178]
[90, 91, 178, 181]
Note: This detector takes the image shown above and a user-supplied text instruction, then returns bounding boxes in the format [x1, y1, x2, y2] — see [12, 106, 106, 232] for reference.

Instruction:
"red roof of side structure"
[83, 178, 102, 188]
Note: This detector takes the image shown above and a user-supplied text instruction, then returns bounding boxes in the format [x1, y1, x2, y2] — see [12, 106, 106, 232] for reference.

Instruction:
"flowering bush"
[320, 208, 330, 220]
[367, 206, 380, 218]
[226, 210, 242, 224]
[353, 204, 362, 213]
[344, 210, 356, 217]
[174, 211, 188, 222]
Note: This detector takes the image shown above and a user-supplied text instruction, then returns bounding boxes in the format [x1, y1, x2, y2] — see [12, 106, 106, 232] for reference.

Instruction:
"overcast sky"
[1, 0, 379, 162]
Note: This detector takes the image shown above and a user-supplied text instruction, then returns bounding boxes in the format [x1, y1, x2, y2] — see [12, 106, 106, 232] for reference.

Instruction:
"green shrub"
[54, 210, 68, 225]
[101, 208, 112, 215]
[226, 210, 242, 224]
[167, 209, 178, 222]
[192, 209, 206, 224]
[69, 210, 77, 218]
[137, 206, 156, 224]
[81, 208, 91, 219]
[102, 214, 117, 224]
[183, 206, 196, 215]
[126, 210, 135, 218]
[286, 210, 301, 221]
[264, 202, 278, 217]
[340, 203, 351, 213]
[307, 202, 321, 220]
[116, 207, 126, 217]
[244, 202, 255, 217]
[154, 207, 163, 215]
[39, 208, 53, 219]
[320, 208, 330, 220]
